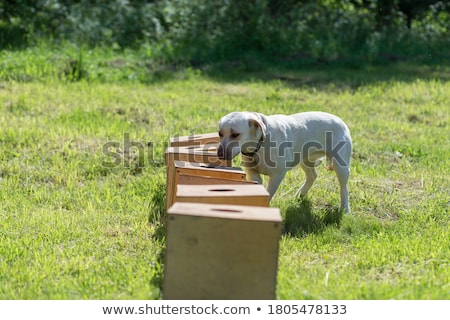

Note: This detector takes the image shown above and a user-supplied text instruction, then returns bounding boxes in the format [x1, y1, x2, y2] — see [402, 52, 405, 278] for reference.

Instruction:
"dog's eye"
[231, 133, 240, 139]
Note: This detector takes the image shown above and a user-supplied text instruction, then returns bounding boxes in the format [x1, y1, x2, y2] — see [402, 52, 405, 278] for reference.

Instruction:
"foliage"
[0, 47, 449, 298]
[1, 0, 449, 63]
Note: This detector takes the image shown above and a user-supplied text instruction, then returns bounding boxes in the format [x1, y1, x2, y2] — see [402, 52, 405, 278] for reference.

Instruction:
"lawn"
[0, 49, 449, 299]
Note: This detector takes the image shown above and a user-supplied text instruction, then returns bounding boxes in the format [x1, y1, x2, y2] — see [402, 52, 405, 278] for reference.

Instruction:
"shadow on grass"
[149, 234, 165, 297]
[148, 179, 167, 296]
[127, 58, 450, 91]
[282, 197, 344, 237]
[202, 58, 450, 91]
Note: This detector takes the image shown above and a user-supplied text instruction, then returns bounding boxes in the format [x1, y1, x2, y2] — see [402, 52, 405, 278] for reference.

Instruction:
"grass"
[0, 46, 449, 299]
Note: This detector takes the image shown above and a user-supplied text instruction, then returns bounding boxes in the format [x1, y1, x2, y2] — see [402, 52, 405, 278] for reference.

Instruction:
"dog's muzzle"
[217, 141, 239, 160]
[217, 143, 226, 159]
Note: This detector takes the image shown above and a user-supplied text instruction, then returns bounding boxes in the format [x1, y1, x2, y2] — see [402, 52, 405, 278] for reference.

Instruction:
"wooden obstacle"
[176, 184, 270, 207]
[163, 202, 282, 300]
[165, 144, 231, 167]
[166, 160, 256, 209]
[170, 132, 219, 147]
[165, 145, 232, 210]
[162, 134, 281, 299]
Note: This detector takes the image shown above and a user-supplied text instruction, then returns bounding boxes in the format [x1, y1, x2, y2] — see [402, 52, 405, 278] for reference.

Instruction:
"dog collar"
[241, 137, 264, 157]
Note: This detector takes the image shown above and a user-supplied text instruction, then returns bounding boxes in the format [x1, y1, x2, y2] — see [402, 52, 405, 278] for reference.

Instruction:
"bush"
[0, 0, 449, 64]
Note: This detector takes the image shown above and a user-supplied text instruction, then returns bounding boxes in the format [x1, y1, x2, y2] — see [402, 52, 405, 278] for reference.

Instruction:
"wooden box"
[165, 144, 231, 167]
[176, 184, 270, 207]
[170, 132, 219, 147]
[165, 147, 233, 210]
[166, 160, 253, 209]
[163, 202, 282, 300]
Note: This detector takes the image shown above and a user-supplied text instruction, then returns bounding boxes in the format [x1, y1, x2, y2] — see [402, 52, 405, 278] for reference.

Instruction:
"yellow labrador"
[218, 111, 352, 212]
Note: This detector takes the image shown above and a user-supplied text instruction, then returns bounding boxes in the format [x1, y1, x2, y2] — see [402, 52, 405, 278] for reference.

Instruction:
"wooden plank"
[170, 132, 219, 147]
[176, 184, 269, 207]
[165, 145, 231, 167]
[177, 174, 256, 186]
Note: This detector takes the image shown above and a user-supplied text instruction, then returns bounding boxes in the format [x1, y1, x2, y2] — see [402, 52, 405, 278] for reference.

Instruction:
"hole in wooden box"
[210, 208, 242, 213]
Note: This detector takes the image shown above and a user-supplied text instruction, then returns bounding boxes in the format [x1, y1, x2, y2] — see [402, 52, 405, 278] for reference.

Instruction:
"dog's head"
[217, 112, 266, 160]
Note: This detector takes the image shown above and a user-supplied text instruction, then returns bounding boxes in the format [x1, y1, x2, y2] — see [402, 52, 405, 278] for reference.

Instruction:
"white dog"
[217, 111, 352, 212]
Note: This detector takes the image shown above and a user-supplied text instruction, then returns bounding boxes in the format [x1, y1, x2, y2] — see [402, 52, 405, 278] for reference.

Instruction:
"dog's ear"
[248, 115, 266, 140]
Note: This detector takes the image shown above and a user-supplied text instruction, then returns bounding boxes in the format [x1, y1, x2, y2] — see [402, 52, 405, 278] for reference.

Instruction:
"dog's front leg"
[245, 168, 263, 184]
[266, 171, 287, 200]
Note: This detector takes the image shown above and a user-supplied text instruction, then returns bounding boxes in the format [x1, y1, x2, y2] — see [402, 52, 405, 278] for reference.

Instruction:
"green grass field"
[0, 48, 449, 299]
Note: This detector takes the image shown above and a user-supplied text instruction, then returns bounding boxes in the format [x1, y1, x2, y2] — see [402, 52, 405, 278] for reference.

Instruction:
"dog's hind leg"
[333, 159, 350, 213]
[295, 162, 317, 198]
